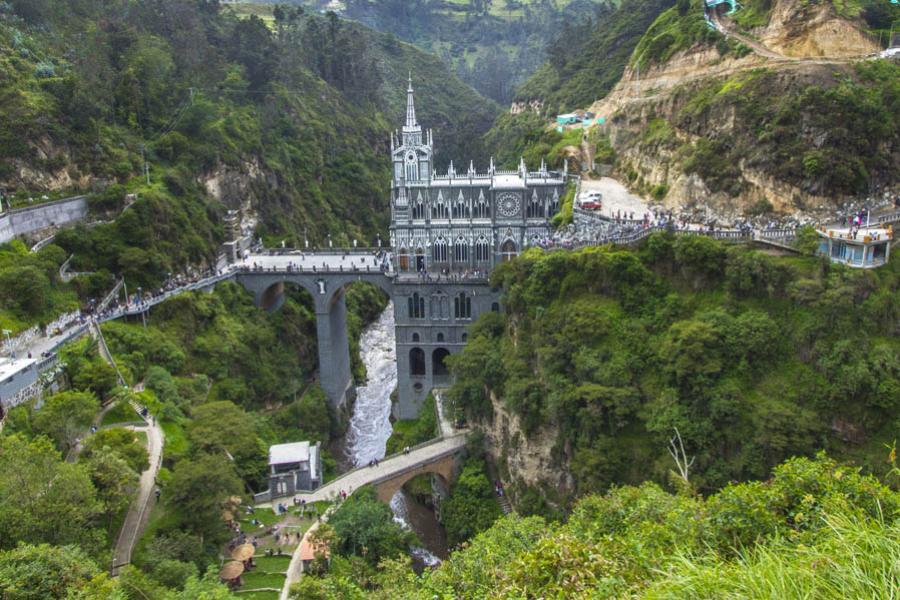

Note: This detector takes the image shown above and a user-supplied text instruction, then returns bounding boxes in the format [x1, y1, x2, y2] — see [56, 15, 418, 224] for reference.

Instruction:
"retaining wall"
[0, 196, 89, 244]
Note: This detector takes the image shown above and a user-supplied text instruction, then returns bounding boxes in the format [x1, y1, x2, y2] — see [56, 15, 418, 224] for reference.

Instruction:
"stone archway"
[373, 451, 458, 503]
[432, 348, 450, 384]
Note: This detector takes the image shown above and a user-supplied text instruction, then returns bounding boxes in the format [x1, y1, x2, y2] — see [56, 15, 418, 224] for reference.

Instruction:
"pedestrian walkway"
[111, 418, 163, 576]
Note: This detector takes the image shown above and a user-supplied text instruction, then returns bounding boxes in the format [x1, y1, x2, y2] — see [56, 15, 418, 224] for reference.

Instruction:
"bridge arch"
[235, 269, 394, 413]
[373, 451, 458, 504]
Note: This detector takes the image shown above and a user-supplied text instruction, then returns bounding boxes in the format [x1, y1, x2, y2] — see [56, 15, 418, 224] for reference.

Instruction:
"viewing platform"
[816, 225, 892, 268]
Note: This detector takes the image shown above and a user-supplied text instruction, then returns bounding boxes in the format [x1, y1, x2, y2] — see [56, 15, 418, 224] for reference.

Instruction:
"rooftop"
[269, 441, 311, 466]
[0, 357, 37, 383]
[817, 225, 893, 245]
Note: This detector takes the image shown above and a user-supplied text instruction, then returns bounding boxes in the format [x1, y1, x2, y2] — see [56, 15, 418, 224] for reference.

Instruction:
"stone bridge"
[258, 433, 467, 506]
[102, 249, 397, 414]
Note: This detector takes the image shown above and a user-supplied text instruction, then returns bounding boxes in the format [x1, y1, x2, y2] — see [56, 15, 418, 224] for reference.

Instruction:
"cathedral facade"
[389, 79, 567, 418]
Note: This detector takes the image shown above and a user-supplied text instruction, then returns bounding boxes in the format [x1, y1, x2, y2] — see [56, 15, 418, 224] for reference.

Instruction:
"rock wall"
[482, 391, 575, 510]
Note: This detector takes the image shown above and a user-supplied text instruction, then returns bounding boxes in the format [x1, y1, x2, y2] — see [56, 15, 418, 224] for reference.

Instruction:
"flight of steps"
[497, 494, 513, 515]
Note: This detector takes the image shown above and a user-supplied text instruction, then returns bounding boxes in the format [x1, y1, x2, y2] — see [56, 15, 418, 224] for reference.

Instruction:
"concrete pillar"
[315, 293, 353, 413]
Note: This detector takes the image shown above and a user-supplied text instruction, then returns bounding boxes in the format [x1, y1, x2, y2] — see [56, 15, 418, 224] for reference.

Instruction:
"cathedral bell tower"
[391, 77, 433, 211]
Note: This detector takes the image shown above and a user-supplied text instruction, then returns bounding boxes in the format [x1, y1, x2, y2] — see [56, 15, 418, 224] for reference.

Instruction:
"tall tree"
[0, 435, 102, 550]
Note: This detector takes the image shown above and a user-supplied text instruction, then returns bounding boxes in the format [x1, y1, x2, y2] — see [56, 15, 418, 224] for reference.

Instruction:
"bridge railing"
[254, 248, 381, 256]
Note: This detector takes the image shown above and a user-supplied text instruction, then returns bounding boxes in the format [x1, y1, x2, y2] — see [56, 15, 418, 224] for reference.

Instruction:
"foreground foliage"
[297, 454, 900, 599]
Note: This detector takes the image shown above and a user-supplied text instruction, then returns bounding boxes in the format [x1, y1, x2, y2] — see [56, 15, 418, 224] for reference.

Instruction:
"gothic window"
[454, 236, 468, 262]
[433, 191, 448, 220]
[454, 292, 472, 319]
[410, 347, 426, 376]
[412, 192, 425, 220]
[408, 293, 425, 319]
[491, 302, 500, 312]
[550, 189, 560, 216]
[394, 163, 402, 181]
[475, 236, 490, 262]
[527, 189, 543, 218]
[461, 333, 468, 342]
[430, 292, 449, 320]
[433, 237, 448, 262]
[437, 333, 444, 342]
[453, 191, 469, 219]
[474, 190, 489, 219]
[500, 239, 518, 262]
[412, 332, 420, 342]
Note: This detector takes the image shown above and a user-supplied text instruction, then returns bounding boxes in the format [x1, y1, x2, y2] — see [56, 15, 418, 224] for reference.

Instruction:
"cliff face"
[579, 0, 897, 218]
[482, 390, 575, 509]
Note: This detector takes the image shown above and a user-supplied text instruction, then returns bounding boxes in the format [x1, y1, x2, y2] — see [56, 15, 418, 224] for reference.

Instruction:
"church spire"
[405, 73, 418, 130]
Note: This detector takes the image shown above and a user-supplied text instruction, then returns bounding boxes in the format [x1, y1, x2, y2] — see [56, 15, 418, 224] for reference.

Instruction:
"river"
[345, 302, 446, 567]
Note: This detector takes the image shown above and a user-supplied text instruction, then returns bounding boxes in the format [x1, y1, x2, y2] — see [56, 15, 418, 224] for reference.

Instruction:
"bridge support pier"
[315, 292, 354, 415]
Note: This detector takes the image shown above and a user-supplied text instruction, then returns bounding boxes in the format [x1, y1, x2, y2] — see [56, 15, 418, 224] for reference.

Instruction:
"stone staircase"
[497, 493, 513, 515]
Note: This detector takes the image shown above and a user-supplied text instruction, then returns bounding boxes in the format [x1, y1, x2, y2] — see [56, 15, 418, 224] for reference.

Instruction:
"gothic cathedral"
[389, 78, 567, 275]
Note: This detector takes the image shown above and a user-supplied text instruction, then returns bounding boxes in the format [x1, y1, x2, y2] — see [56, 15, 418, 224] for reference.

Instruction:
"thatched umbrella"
[231, 543, 255, 562]
[219, 560, 244, 582]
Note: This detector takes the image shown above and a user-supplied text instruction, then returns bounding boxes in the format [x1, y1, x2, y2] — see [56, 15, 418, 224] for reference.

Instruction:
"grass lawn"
[235, 591, 280, 600]
[239, 509, 282, 530]
[252, 555, 291, 572]
[239, 571, 286, 590]
[100, 401, 140, 426]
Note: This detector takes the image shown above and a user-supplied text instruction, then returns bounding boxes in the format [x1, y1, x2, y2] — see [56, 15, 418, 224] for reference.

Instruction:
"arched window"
[410, 347, 426, 376]
[461, 333, 468, 343]
[527, 189, 543, 218]
[475, 236, 490, 262]
[550, 189, 560, 216]
[408, 293, 425, 319]
[454, 292, 472, 319]
[453, 191, 469, 219]
[433, 237, 448, 262]
[454, 237, 468, 262]
[398, 247, 410, 272]
[500, 239, 518, 262]
[437, 333, 444, 342]
[433, 191, 448, 220]
[412, 332, 420, 342]
[491, 302, 500, 313]
[412, 192, 425, 220]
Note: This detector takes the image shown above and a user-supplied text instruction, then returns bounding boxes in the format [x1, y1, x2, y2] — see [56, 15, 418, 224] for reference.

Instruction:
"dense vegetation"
[1, 280, 387, 596]
[0, 240, 79, 332]
[447, 236, 900, 509]
[291, 453, 900, 598]
[340, 0, 603, 104]
[515, 0, 674, 114]
[0, 0, 497, 286]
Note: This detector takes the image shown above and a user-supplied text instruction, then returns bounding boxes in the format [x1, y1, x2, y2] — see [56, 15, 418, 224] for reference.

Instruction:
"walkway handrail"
[366, 443, 464, 488]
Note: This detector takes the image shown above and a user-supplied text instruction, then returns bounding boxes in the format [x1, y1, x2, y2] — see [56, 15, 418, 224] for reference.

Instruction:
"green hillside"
[514, 0, 674, 114]
[0, 1, 498, 287]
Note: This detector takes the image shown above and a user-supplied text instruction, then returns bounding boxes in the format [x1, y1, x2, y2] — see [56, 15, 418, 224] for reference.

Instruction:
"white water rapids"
[345, 302, 441, 566]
